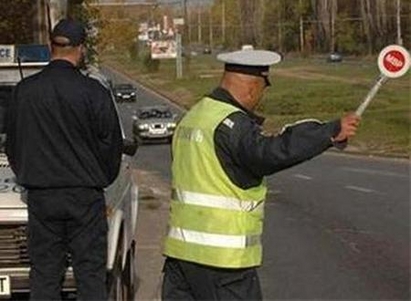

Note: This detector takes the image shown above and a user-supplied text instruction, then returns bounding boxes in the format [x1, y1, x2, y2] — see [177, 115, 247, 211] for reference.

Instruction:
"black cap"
[50, 18, 86, 47]
[225, 63, 271, 86]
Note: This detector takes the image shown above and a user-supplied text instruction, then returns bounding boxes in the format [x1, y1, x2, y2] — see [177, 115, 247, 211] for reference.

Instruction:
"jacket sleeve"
[90, 81, 124, 185]
[216, 112, 341, 179]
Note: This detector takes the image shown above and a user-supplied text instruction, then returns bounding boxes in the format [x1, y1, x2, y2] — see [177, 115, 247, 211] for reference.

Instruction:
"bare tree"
[360, 0, 372, 54]
[396, 0, 403, 45]
[316, 0, 332, 52]
[222, 0, 226, 45]
[299, 0, 304, 52]
[238, 0, 261, 46]
[330, 0, 337, 52]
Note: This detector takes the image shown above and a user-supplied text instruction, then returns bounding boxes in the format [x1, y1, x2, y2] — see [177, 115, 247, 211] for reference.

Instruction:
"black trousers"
[27, 188, 108, 301]
[161, 257, 262, 301]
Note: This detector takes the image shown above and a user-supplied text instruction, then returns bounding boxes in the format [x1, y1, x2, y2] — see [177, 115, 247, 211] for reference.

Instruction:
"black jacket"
[210, 88, 342, 189]
[6, 60, 123, 189]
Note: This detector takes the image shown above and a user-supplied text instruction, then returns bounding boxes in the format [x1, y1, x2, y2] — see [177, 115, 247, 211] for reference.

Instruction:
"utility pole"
[48, 0, 67, 28]
[176, 33, 183, 78]
[35, 0, 46, 43]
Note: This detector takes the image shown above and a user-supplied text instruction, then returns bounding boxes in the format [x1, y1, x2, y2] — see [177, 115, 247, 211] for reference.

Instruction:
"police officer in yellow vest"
[161, 46, 360, 300]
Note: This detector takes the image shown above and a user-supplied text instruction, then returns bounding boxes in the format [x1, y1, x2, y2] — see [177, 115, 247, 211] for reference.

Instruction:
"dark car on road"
[113, 83, 137, 102]
[132, 105, 177, 144]
[203, 46, 212, 54]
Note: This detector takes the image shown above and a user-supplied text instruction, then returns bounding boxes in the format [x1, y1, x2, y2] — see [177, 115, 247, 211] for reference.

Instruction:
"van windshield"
[0, 86, 12, 151]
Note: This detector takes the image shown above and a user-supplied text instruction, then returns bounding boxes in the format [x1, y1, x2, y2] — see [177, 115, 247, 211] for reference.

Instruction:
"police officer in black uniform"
[6, 19, 123, 300]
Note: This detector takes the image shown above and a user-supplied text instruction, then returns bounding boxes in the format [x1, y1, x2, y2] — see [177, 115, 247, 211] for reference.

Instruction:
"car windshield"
[116, 84, 133, 89]
[138, 108, 172, 119]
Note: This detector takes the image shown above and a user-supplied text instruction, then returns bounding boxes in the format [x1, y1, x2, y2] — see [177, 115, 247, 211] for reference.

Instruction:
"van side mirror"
[122, 138, 138, 156]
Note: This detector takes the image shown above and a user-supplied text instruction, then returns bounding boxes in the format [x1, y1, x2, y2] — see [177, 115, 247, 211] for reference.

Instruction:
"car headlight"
[138, 124, 149, 130]
[130, 92, 136, 96]
[167, 122, 177, 128]
[116, 93, 121, 96]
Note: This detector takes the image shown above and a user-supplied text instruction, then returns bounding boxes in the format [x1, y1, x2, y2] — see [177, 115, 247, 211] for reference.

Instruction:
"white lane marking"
[267, 189, 282, 195]
[151, 187, 169, 197]
[293, 174, 313, 180]
[345, 185, 375, 193]
[341, 167, 408, 179]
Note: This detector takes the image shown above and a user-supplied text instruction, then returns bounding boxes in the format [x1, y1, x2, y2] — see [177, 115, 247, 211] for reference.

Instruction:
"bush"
[129, 43, 139, 61]
[142, 51, 160, 72]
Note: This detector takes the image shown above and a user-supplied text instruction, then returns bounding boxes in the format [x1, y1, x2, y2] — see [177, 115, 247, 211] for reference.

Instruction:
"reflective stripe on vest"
[172, 188, 264, 212]
[168, 226, 261, 248]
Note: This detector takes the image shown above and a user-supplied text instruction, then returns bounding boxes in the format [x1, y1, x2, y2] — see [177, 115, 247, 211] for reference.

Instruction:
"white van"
[0, 44, 139, 300]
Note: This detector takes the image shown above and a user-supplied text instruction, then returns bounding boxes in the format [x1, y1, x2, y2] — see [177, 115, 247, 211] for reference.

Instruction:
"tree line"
[0, 0, 87, 45]
[203, 0, 409, 55]
[1, 0, 409, 57]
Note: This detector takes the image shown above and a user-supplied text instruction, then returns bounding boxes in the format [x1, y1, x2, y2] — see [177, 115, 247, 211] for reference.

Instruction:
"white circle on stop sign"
[378, 45, 410, 78]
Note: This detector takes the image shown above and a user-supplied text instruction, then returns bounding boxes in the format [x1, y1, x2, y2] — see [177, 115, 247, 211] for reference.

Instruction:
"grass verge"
[102, 52, 410, 158]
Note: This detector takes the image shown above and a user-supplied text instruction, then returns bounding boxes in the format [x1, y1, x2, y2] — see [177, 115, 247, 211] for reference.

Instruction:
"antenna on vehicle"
[17, 56, 24, 80]
[46, 1, 53, 37]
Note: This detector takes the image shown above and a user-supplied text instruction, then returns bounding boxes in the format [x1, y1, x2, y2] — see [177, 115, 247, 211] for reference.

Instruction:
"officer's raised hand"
[334, 112, 361, 141]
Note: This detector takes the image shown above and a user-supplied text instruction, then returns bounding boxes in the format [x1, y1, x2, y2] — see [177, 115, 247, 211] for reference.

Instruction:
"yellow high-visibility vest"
[163, 97, 267, 268]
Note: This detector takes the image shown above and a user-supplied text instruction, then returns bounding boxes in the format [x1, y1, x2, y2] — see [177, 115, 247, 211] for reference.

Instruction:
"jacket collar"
[47, 59, 77, 69]
[208, 87, 265, 125]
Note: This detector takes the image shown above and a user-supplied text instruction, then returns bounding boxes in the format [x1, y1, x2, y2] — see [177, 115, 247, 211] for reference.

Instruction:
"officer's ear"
[77, 44, 88, 69]
[78, 44, 87, 58]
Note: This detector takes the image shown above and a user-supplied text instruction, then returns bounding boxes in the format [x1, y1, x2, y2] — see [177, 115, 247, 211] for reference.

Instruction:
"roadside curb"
[133, 169, 170, 300]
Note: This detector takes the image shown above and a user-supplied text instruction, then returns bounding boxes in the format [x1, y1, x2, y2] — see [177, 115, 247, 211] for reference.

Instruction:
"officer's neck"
[51, 55, 78, 67]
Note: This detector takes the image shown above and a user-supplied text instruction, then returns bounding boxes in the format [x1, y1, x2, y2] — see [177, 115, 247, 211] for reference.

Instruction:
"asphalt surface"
[105, 66, 410, 300]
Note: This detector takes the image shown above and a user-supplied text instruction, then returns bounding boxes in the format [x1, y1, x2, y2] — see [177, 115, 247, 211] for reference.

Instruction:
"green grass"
[102, 52, 411, 157]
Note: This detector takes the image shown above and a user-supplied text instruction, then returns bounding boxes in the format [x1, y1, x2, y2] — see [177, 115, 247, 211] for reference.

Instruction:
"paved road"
[261, 155, 409, 300]
[105, 67, 410, 300]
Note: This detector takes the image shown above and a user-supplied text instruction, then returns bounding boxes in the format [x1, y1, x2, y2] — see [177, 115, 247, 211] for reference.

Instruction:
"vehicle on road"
[203, 46, 212, 54]
[132, 105, 177, 144]
[113, 83, 137, 102]
[0, 44, 139, 300]
[327, 52, 343, 63]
